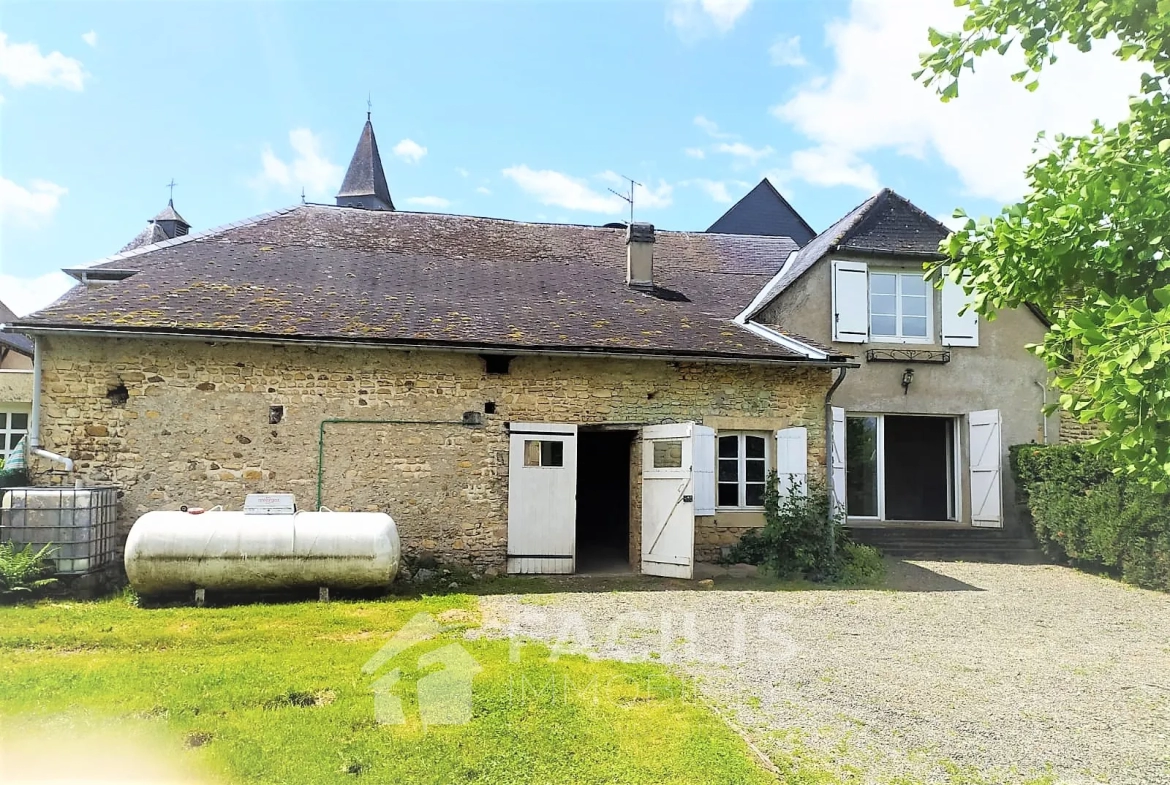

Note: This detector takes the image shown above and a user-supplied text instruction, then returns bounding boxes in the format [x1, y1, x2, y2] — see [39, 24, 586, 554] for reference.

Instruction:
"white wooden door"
[968, 409, 1003, 528]
[507, 423, 578, 574]
[830, 407, 847, 518]
[641, 423, 697, 579]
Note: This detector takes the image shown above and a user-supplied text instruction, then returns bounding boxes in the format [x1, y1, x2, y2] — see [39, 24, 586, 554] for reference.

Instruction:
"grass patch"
[0, 593, 774, 785]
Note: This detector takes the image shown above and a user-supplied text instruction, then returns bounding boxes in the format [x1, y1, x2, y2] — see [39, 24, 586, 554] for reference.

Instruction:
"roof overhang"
[12, 323, 857, 369]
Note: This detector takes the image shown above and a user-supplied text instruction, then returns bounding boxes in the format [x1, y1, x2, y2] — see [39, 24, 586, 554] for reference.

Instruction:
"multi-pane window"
[869, 271, 930, 341]
[717, 433, 768, 508]
[523, 439, 564, 467]
[1, 409, 29, 462]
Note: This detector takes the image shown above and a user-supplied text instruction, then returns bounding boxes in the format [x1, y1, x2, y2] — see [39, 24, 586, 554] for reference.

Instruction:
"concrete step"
[847, 527, 1051, 564]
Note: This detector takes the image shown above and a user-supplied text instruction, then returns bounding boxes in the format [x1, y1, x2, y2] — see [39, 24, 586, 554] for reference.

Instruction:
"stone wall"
[34, 335, 830, 571]
[1059, 411, 1105, 444]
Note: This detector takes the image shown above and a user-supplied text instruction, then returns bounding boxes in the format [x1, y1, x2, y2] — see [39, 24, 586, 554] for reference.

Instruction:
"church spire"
[335, 115, 394, 211]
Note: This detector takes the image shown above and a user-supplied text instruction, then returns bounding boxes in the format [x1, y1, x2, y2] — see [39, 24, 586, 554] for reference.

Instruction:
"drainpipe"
[29, 336, 74, 472]
[1034, 380, 1049, 443]
[824, 367, 848, 560]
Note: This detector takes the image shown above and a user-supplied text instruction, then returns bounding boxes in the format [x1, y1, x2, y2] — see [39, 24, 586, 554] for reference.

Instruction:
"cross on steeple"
[367, 94, 372, 121]
[166, 178, 178, 204]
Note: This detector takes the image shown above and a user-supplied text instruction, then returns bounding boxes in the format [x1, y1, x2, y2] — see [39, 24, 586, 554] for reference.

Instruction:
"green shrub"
[0, 469, 29, 489]
[724, 472, 884, 584]
[0, 541, 57, 600]
[1012, 444, 1170, 592]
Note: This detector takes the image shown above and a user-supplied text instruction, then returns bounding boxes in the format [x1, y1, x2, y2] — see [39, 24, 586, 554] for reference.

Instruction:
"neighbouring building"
[7, 118, 1057, 575]
[0, 299, 33, 466]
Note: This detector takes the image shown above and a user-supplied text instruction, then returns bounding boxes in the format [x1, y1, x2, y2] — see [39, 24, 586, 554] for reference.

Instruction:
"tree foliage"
[916, 0, 1170, 487]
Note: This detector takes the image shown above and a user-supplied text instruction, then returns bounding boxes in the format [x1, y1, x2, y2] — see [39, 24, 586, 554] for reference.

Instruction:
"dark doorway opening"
[576, 430, 634, 573]
[884, 415, 954, 521]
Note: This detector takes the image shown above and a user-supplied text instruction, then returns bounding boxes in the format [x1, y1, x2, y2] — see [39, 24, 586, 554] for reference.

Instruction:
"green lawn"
[0, 592, 774, 785]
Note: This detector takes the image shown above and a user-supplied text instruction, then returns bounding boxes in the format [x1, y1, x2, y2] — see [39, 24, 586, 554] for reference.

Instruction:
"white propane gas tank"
[124, 509, 400, 595]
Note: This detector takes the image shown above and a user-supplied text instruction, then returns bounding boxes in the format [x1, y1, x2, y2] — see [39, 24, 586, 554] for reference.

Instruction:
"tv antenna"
[607, 175, 641, 225]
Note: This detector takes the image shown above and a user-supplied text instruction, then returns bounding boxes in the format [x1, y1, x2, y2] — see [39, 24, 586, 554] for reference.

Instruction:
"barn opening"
[575, 429, 634, 573]
[846, 414, 956, 522]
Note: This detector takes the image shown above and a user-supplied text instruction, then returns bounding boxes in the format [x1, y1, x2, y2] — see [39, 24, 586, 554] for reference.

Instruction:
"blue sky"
[0, 0, 1144, 315]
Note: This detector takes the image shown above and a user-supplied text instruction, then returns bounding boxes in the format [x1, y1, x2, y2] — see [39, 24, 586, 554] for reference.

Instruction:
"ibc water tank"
[124, 510, 400, 595]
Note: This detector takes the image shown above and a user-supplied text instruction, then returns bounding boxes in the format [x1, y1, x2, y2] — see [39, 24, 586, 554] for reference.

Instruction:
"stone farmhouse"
[6, 117, 1054, 576]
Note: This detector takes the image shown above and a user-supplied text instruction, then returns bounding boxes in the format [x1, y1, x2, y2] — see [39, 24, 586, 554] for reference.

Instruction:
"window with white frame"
[868, 271, 931, 342]
[717, 432, 769, 508]
[0, 408, 30, 462]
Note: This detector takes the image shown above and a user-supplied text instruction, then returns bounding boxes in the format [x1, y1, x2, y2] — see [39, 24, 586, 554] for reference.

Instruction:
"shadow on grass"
[113, 557, 984, 609]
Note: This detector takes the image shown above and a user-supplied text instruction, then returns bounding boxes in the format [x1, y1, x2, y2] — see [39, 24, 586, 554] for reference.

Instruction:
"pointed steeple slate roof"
[706, 178, 816, 245]
[336, 118, 394, 210]
[152, 200, 188, 225]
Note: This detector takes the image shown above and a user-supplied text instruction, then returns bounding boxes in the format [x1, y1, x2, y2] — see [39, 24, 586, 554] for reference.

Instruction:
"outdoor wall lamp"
[901, 368, 914, 394]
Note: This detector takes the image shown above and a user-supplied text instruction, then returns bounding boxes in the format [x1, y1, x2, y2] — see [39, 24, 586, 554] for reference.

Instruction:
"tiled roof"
[0, 299, 33, 356]
[707, 179, 816, 245]
[743, 188, 948, 320]
[337, 119, 393, 209]
[18, 205, 848, 363]
[838, 188, 949, 256]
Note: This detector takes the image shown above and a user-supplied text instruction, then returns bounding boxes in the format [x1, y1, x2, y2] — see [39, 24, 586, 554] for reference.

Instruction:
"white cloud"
[504, 166, 621, 213]
[0, 176, 67, 226]
[787, 146, 880, 191]
[476, 186, 491, 195]
[694, 115, 736, 140]
[0, 32, 86, 90]
[81, 31, 98, 48]
[668, 0, 753, 41]
[455, 167, 469, 177]
[689, 179, 735, 204]
[769, 35, 806, 67]
[714, 141, 774, 165]
[253, 128, 342, 198]
[502, 166, 672, 214]
[0, 270, 75, 316]
[393, 139, 427, 164]
[404, 195, 451, 209]
[684, 147, 706, 159]
[771, 0, 1145, 201]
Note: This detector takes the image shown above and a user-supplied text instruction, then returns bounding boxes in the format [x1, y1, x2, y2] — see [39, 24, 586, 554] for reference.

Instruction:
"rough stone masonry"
[35, 335, 830, 570]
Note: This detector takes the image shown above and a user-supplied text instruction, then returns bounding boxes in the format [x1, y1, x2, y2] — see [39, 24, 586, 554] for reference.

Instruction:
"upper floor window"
[831, 259, 978, 346]
[869, 271, 930, 342]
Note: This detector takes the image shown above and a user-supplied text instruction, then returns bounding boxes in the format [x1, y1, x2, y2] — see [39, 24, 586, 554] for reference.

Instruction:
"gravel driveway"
[477, 561, 1170, 785]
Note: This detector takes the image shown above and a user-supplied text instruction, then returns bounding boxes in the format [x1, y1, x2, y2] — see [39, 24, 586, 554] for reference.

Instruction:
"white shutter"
[969, 409, 1002, 527]
[941, 267, 979, 347]
[830, 407, 847, 518]
[775, 427, 808, 497]
[693, 425, 716, 516]
[832, 260, 869, 343]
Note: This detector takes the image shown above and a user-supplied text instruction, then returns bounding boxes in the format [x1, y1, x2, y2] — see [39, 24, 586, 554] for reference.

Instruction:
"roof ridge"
[77, 205, 302, 273]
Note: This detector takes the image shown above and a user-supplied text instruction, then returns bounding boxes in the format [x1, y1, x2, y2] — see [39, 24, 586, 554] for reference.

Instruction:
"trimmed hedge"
[1011, 444, 1170, 591]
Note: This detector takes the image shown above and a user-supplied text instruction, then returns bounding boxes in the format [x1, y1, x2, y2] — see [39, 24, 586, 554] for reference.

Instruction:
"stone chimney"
[626, 222, 655, 289]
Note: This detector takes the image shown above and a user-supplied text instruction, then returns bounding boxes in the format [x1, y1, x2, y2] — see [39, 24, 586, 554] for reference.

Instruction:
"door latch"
[682, 494, 693, 503]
